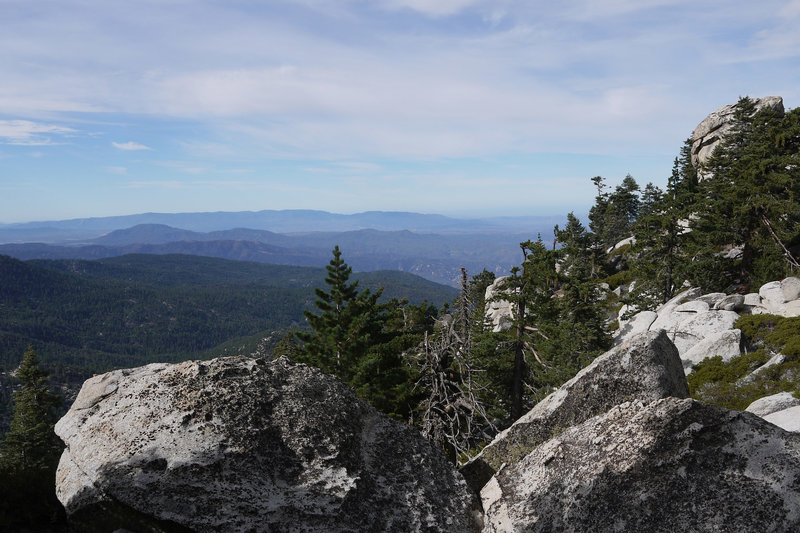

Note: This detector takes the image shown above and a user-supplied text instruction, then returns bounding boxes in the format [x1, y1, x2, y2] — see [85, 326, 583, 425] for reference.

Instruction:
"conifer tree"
[589, 174, 641, 249]
[351, 298, 434, 421]
[623, 138, 698, 310]
[0, 346, 65, 528]
[691, 98, 800, 288]
[1, 347, 62, 472]
[296, 246, 381, 381]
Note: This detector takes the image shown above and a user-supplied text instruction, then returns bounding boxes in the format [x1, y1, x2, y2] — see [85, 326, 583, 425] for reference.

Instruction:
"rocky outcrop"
[746, 391, 800, 417]
[616, 277, 800, 372]
[747, 391, 800, 432]
[460, 330, 688, 493]
[691, 96, 784, 178]
[485, 276, 514, 332]
[55, 356, 479, 533]
[481, 397, 800, 533]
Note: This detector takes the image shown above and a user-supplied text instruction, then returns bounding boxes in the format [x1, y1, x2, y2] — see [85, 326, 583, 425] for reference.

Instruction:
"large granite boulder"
[55, 356, 479, 533]
[764, 406, 800, 432]
[746, 391, 800, 417]
[691, 96, 784, 177]
[481, 397, 800, 532]
[680, 329, 742, 373]
[460, 331, 688, 493]
[759, 277, 800, 316]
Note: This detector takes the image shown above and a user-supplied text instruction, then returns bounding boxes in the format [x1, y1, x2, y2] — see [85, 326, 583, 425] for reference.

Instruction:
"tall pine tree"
[296, 246, 381, 381]
[691, 97, 800, 288]
[0, 346, 65, 528]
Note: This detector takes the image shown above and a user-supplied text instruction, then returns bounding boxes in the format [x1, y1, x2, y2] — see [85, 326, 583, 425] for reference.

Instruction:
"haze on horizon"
[1, 0, 799, 224]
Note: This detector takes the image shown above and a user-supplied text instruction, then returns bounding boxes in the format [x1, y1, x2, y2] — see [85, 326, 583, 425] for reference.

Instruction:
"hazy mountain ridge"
[0, 222, 542, 286]
[0, 209, 567, 240]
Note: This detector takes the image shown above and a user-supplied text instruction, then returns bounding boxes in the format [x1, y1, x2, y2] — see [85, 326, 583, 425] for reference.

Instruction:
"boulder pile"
[617, 277, 800, 374]
[465, 330, 800, 532]
[55, 334, 800, 532]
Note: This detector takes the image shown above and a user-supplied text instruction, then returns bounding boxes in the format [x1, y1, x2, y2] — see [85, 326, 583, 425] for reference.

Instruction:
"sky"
[1, 0, 799, 223]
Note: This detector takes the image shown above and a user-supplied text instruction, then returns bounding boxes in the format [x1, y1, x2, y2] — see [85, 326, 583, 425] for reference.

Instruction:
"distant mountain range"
[0, 209, 566, 240]
[0, 210, 568, 285]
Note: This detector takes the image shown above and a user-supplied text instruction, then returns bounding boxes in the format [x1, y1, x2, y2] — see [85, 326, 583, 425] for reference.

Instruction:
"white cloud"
[780, 0, 800, 17]
[112, 141, 152, 151]
[1, 1, 797, 163]
[381, 0, 481, 17]
[0, 120, 75, 145]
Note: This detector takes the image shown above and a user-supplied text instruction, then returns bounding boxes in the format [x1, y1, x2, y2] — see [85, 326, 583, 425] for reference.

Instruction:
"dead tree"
[407, 270, 494, 465]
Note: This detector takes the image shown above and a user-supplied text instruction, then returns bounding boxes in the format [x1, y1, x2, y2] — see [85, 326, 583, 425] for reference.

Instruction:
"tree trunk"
[511, 296, 525, 421]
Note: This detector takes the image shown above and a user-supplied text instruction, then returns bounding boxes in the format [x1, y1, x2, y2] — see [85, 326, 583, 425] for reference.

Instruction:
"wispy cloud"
[124, 180, 186, 189]
[381, 0, 480, 17]
[112, 141, 152, 151]
[0, 120, 76, 145]
[1, 0, 798, 221]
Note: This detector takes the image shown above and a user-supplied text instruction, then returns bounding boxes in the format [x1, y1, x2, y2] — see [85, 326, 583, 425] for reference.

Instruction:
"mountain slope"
[0, 254, 457, 375]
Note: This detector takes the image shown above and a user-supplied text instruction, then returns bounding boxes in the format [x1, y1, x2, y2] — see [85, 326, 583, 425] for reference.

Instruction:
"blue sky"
[1, 0, 798, 223]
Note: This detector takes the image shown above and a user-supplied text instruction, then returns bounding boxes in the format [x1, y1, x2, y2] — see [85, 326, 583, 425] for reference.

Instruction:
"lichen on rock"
[56, 356, 479, 533]
[460, 330, 688, 493]
[482, 397, 800, 533]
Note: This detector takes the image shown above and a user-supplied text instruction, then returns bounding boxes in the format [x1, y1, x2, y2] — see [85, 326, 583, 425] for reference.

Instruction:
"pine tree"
[296, 246, 381, 381]
[589, 174, 642, 249]
[588, 176, 610, 243]
[502, 238, 559, 420]
[351, 298, 434, 421]
[691, 98, 800, 288]
[0, 346, 65, 528]
[1, 347, 62, 472]
[555, 212, 600, 279]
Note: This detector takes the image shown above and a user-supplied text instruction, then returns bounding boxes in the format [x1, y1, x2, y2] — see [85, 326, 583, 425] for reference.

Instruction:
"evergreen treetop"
[296, 245, 381, 381]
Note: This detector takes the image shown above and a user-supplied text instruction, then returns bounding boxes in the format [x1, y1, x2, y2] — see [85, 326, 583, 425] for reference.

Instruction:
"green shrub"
[602, 270, 634, 289]
[736, 314, 800, 359]
[688, 314, 800, 410]
[688, 351, 770, 394]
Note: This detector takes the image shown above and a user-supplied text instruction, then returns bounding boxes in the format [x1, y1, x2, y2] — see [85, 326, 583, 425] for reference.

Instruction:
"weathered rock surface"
[481, 397, 800, 533]
[746, 391, 800, 417]
[714, 293, 744, 311]
[485, 276, 514, 332]
[691, 96, 784, 176]
[55, 356, 478, 533]
[680, 329, 742, 373]
[654, 308, 739, 355]
[764, 405, 800, 432]
[616, 310, 657, 340]
[460, 331, 688, 493]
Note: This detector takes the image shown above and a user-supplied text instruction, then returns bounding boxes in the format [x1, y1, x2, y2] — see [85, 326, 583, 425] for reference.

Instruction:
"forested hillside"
[0, 253, 457, 432]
